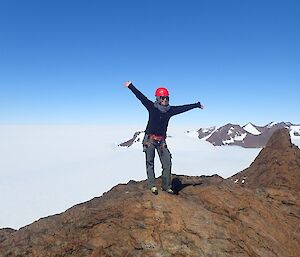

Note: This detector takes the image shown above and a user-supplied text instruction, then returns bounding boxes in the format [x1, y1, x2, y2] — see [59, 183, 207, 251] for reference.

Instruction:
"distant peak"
[243, 122, 261, 135]
[267, 121, 277, 128]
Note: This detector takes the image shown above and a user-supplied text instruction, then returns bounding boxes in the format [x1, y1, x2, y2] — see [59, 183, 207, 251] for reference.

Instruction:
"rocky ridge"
[119, 121, 300, 148]
[0, 129, 299, 257]
[199, 121, 300, 148]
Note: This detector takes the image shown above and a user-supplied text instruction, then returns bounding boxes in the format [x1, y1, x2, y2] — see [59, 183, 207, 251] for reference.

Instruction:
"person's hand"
[124, 81, 132, 88]
[197, 102, 204, 109]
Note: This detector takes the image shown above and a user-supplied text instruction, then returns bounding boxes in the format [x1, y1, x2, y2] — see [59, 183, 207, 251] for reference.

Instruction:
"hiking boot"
[150, 186, 158, 195]
[165, 188, 175, 195]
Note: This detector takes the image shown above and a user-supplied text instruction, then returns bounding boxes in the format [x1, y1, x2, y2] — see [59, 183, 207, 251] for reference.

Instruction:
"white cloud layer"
[0, 125, 299, 229]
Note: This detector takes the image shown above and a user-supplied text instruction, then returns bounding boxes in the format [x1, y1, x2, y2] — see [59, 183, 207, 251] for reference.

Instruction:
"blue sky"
[0, 0, 299, 126]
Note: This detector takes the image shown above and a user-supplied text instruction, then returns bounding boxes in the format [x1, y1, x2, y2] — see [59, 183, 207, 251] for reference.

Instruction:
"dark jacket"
[129, 84, 201, 137]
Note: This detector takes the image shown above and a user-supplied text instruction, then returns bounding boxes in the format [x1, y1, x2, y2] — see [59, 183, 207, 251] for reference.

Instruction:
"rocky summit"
[1, 129, 300, 257]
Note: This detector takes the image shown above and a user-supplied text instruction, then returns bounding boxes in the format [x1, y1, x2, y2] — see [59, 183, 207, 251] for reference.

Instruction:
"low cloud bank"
[1, 125, 298, 229]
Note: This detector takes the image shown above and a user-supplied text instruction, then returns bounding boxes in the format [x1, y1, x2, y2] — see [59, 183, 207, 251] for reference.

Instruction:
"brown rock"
[229, 128, 300, 190]
[0, 228, 16, 243]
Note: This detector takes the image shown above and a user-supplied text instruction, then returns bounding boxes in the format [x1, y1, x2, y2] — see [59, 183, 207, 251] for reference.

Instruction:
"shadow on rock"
[171, 177, 201, 194]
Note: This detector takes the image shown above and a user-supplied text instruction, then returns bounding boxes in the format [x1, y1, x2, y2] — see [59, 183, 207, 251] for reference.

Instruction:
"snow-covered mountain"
[119, 122, 300, 149]
[118, 131, 145, 147]
[199, 122, 300, 148]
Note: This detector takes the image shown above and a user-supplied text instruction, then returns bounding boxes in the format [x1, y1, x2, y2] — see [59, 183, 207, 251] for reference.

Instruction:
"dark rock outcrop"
[118, 131, 143, 147]
[1, 129, 299, 257]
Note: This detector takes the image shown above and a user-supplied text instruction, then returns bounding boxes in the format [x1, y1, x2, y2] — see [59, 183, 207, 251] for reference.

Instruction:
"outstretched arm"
[170, 102, 204, 116]
[124, 81, 153, 109]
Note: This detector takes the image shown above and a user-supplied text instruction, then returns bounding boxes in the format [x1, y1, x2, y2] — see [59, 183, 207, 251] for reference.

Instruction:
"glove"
[197, 102, 204, 109]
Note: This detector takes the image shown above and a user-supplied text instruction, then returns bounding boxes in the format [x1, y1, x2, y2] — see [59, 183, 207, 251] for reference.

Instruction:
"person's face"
[159, 96, 169, 106]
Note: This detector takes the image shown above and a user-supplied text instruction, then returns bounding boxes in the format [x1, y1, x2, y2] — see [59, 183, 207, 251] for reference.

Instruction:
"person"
[124, 81, 204, 195]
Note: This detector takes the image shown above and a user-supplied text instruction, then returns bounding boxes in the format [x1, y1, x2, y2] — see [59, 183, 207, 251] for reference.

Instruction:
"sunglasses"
[159, 96, 169, 101]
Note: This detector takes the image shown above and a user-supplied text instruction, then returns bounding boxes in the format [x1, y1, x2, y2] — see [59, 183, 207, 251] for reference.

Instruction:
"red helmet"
[155, 87, 169, 97]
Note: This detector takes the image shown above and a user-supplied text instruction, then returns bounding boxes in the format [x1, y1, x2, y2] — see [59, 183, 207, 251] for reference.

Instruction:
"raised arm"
[170, 102, 204, 116]
[124, 81, 153, 109]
